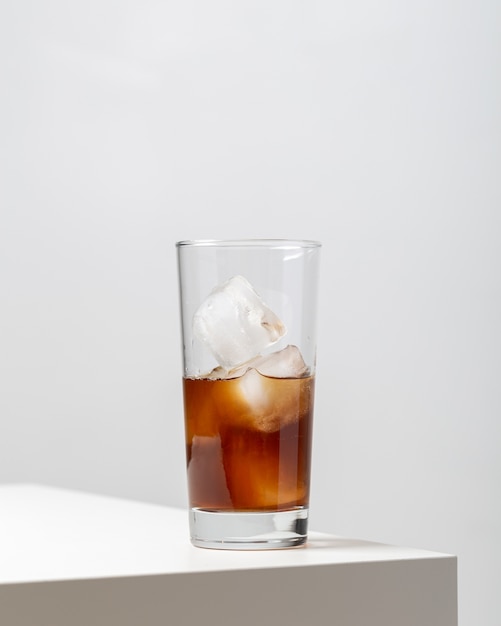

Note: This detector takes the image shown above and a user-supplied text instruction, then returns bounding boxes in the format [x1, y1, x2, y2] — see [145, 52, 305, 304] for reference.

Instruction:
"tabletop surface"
[0, 484, 454, 584]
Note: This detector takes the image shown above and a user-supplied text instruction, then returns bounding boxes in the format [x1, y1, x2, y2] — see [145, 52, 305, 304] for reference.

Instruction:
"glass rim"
[176, 238, 321, 249]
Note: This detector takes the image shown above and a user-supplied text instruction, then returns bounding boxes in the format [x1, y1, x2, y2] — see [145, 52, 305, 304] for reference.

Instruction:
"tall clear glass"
[176, 240, 321, 549]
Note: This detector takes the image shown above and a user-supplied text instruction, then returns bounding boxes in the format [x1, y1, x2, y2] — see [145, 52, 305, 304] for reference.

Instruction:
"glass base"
[189, 507, 309, 550]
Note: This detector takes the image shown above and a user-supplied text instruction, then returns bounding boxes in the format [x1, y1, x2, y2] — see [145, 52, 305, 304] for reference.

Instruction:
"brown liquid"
[183, 371, 314, 512]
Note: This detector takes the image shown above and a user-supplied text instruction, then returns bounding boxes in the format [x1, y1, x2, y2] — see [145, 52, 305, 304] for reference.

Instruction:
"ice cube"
[193, 275, 286, 370]
[188, 435, 233, 508]
[215, 355, 313, 433]
[254, 345, 309, 378]
[204, 346, 312, 432]
[219, 427, 307, 509]
[204, 345, 309, 380]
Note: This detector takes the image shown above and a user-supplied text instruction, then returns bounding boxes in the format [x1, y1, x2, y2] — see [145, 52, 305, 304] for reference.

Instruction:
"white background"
[0, 1, 499, 624]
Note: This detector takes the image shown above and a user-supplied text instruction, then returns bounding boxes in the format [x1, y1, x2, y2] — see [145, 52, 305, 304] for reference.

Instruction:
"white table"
[0, 484, 457, 626]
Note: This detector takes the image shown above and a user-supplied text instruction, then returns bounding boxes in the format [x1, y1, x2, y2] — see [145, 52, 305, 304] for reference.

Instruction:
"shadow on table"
[305, 536, 383, 550]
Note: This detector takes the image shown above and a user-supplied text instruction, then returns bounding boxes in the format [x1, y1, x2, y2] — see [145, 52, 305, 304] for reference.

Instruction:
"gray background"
[0, 1, 499, 624]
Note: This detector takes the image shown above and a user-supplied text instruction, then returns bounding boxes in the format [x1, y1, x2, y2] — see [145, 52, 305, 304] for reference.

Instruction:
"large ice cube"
[193, 275, 286, 369]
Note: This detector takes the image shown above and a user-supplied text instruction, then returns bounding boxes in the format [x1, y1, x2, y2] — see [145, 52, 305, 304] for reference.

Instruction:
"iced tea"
[177, 239, 321, 548]
[183, 368, 314, 512]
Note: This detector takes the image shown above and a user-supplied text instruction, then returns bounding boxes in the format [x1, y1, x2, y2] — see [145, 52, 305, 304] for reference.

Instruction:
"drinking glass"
[176, 239, 321, 549]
